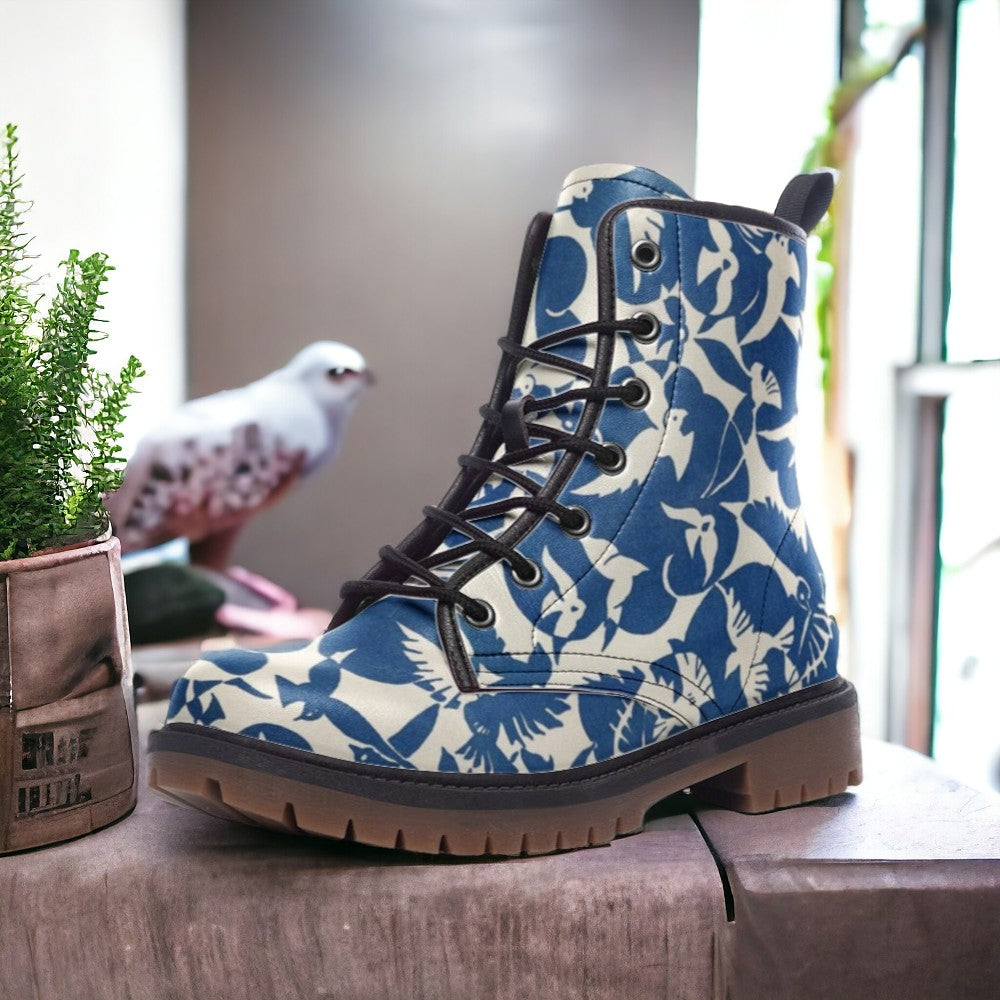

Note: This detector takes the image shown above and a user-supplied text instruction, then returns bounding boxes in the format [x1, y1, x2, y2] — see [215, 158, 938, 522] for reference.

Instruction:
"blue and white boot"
[149, 165, 862, 856]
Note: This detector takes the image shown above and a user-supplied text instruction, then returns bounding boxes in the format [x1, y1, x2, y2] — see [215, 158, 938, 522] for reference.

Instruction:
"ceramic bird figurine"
[106, 341, 372, 571]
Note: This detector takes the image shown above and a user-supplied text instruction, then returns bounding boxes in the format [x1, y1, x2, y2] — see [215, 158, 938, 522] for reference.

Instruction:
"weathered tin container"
[0, 535, 138, 852]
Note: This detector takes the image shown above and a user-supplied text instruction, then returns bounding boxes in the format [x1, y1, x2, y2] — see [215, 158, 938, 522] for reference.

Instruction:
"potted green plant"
[0, 124, 143, 851]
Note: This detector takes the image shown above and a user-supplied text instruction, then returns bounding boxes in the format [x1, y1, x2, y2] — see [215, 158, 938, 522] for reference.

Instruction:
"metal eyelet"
[461, 600, 496, 630]
[560, 505, 592, 538]
[510, 559, 542, 588]
[596, 443, 626, 475]
[630, 311, 660, 343]
[622, 377, 651, 409]
[630, 240, 661, 271]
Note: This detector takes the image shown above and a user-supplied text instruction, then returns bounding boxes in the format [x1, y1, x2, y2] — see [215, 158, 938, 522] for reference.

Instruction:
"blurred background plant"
[0, 124, 143, 559]
[803, 20, 924, 405]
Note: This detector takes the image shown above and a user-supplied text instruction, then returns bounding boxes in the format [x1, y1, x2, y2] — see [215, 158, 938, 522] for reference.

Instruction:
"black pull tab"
[501, 395, 533, 453]
[774, 171, 835, 234]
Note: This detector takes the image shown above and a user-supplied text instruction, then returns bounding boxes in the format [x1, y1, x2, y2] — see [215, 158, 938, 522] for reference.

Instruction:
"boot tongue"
[557, 163, 691, 208]
[524, 164, 689, 349]
[497, 164, 691, 499]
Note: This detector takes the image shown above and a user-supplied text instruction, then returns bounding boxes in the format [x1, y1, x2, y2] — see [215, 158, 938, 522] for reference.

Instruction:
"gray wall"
[187, 0, 699, 608]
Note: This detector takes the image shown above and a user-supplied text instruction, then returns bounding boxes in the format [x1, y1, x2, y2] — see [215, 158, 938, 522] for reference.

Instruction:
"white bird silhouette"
[532, 537, 647, 658]
[757, 413, 795, 448]
[719, 585, 795, 706]
[660, 406, 694, 479]
[666, 651, 716, 727]
[696, 219, 739, 315]
[107, 341, 371, 569]
[753, 413, 807, 545]
[572, 363, 690, 498]
[634, 557, 707, 661]
[586, 539, 648, 630]
[540, 547, 587, 638]
[749, 362, 782, 412]
[399, 622, 453, 697]
[627, 208, 666, 248]
[787, 578, 833, 687]
[739, 234, 801, 347]
[661, 503, 718, 586]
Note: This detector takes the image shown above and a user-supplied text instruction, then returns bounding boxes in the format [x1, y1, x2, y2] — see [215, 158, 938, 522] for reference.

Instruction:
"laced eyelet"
[510, 559, 542, 588]
[631, 240, 661, 271]
[460, 600, 495, 629]
[630, 311, 660, 343]
[340, 314, 668, 619]
[622, 377, 651, 409]
[596, 443, 626, 475]
[560, 505, 591, 537]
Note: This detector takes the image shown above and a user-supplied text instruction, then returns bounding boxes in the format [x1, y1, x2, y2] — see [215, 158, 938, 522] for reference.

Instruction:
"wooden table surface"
[2, 702, 998, 1000]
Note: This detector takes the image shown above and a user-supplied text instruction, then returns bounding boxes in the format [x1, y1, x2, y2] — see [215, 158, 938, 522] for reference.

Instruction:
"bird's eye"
[327, 367, 347, 380]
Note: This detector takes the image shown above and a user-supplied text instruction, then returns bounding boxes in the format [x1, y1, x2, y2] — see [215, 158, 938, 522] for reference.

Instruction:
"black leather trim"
[670, 196, 809, 242]
[774, 172, 834, 235]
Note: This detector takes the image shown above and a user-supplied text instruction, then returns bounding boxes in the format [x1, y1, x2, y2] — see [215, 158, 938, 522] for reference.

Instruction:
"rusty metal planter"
[0, 535, 138, 852]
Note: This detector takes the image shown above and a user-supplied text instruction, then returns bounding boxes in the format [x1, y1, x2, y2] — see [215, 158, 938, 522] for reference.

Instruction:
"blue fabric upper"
[166, 164, 838, 774]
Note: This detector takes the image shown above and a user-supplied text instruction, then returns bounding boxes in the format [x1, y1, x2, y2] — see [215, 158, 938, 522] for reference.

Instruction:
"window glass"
[934, 381, 1000, 793]
[933, 0, 1000, 790]
[842, 19, 923, 727]
[946, 0, 1000, 361]
[861, 0, 923, 59]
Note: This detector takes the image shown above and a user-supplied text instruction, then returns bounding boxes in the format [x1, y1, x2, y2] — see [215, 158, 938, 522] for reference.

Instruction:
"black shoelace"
[340, 317, 651, 625]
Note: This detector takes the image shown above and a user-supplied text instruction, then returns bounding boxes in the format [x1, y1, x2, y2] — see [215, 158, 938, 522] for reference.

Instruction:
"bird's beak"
[685, 528, 699, 558]
[362, 369, 377, 387]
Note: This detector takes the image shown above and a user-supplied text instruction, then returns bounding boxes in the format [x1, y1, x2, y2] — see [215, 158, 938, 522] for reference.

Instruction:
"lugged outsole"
[148, 680, 863, 858]
[148, 758, 639, 856]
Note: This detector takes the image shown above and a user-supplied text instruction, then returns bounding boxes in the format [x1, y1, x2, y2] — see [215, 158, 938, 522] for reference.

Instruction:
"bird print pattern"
[165, 164, 839, 774]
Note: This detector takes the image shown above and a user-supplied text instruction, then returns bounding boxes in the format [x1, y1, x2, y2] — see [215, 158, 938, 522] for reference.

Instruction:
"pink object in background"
[214, 566, 331, 640]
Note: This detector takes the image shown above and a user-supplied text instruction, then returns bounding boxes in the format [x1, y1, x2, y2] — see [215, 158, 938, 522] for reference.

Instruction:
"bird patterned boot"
[149, 164, 863, 856]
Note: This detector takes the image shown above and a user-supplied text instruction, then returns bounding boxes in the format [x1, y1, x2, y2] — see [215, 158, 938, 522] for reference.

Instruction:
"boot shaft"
[453, 166, 835, 716]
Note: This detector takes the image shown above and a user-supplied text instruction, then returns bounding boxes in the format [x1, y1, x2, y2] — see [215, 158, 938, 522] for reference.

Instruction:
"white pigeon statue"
[106, 341, 372, 572]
